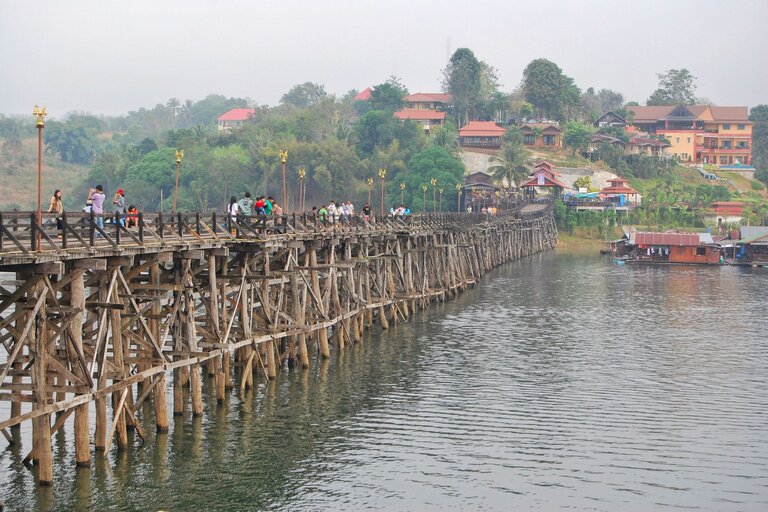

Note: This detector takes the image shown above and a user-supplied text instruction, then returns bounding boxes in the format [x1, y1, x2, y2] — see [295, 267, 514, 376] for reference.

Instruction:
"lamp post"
[367, 177, 374, 206]
[279, 150, 288, 212]
[33, 105, 47, 253]
[173, 149, 184, 213]
[297, 167, 306, 213]
[456, 182, 462, 213]
[431, 177, 437, 213]
[421, 184, 428, 212]
[439, 188, 444, 212]
[400, 182, 406, 205]
[378, 168, 387, 217]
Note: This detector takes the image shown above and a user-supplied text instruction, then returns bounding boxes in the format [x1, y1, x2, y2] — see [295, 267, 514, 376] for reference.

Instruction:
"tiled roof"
[217, 108, 256, 122]
[629, 137, 670, 147]
[628, 105, 750, 123]
[354, 88, 372, 101]
[459, 121, 506, 137]
[394, 109, 446, 121]
[521, 123, 561, 132]
[404, 93, 452, 103]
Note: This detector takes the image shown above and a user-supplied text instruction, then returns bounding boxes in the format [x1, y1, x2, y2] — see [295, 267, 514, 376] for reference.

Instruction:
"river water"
[1, 251, 767, 511]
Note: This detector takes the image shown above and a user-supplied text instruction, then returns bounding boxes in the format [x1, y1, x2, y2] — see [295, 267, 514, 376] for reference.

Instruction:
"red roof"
[635, 232, 700, 246]
[217, 108, 256, 122]
[459, 121, 506, 137]
[394, 109, 446, 121]
[520, 171, 568, 189]
[534, 161, 561, 176]
[354, 88, 372, 101]
[601, 184, 637, 195]
[404, 93, 452, 104]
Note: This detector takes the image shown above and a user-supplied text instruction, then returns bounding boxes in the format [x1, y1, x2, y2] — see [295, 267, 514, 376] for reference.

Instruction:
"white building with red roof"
[217, 108, 256, 133]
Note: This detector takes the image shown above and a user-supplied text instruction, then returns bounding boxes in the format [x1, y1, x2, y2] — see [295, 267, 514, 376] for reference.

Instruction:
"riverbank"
[556, 226, 622, 251]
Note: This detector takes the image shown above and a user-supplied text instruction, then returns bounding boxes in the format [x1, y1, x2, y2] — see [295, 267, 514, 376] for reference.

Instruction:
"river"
[1, 251, 767, 511]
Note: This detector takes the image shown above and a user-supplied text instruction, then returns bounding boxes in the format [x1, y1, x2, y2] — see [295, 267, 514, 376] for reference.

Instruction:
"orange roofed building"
[394, 93, 452, 134]
[627, 105, 752, 167]
[459, 121, 506, 149]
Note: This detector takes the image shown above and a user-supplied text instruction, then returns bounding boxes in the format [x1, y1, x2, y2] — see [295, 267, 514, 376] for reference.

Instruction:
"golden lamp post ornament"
[173, 149, 184, 213]
[33, 105, 47, 253]
[367, 177, 374, 206]
[279, 150, 288, 212]
[297, 167, 306, 213]
[430, 177, 438, 213]
[456, 182, 463, 213]
[400, 182, 406, 205]
[378, 168, 387, 217]
[421, 184, 428, 212]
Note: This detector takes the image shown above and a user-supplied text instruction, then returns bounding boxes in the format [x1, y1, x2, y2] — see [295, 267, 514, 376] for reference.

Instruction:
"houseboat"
[609, 231, 722, 265]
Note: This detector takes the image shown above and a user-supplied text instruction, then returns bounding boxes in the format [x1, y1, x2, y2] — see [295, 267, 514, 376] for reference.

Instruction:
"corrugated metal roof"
[635, 232, 700, 246]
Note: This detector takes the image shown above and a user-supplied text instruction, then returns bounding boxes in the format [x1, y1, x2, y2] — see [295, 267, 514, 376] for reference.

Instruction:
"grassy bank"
[556, 225, 623, 251]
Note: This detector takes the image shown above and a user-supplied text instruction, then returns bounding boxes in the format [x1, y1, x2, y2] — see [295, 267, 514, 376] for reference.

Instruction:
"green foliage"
[563, 121, 594, 155]
[646, 69, 698, 106]
[427, 120, 459, 154]
[597, 125, 629, 142]
[749, 104, 768, 183]
[45, 117, 102, 164]
[369, 77, 408, 112]
[442, 48, 483, 126]
[488, 126, 530, 186]
[521, 58, 581, 121]
[353, 110, 424, 157]
[396, 146, 465, 211]
[280, 82, 328, 108]
[573, 176, 598, 192]
[581, 88, 624, 121]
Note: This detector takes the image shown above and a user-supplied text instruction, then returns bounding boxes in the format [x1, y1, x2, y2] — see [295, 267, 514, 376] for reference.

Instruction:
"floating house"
[732, 226, 768, 265]
[612, 231, 721, 265]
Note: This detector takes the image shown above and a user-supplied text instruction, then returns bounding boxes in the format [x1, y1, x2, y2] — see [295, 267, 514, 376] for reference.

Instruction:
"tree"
[646, 69, 698, 106]
[280, 82, 328, 108]
[45, 119, 101, 165]
[488, 127, 530, 187]
[562, 121, 593, 155]
[750, 105, 768, 183]
[209, 144, 251, 205]
[369, 77, 408, 112]
[442, 48, 483, 126]
[399, 146, 465, 211]
[521, 58, 581, 121]
[427, 121, 459, 154]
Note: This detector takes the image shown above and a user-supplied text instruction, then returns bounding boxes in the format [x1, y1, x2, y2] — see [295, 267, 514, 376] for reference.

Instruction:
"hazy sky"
[1, 0, 767, 118]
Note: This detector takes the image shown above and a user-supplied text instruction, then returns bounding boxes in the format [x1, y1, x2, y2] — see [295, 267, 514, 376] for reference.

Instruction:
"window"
[543, 135, 556, 146]
[687, 137, 691, 143]
[737, 124, 745, 130]
[720, 156, 728, 164]
[723, 123, 731, 130]
[696, 247, 707, 256]
[524, 134, 535, 145]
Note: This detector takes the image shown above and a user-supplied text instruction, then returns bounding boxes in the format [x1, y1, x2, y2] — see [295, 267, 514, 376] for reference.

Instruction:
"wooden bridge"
[0, 202, 557, 485]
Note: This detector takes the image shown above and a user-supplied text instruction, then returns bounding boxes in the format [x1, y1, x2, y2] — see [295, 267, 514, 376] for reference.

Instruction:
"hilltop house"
[217, 108, 256, 133]
[594, 111, 627, 128]
[626, 105, 752, 166]
[520, 123, 562, 148]
[394, 93, 451, 134]
[459, 121, 506, 149]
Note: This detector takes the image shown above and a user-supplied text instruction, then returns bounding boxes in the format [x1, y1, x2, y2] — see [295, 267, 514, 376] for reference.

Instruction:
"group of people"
[47, 186, 140, 236]
[227, 193, 284, 222]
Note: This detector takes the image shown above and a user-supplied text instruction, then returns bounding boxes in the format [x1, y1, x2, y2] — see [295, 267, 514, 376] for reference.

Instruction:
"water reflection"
[1, 253, 767, 511]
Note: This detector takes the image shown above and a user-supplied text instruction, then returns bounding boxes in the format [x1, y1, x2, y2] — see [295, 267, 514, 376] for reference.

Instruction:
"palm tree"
[488, 137, 531, 188]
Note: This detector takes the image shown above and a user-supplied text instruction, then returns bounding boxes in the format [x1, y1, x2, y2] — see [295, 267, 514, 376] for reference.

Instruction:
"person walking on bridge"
[88, 185, 106, 231]
[48, 189, 63, 237]
[237, 192, 254, 225]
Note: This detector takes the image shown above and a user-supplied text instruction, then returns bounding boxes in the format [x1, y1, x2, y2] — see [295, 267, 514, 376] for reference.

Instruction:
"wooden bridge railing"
[0, 198, 539, 258]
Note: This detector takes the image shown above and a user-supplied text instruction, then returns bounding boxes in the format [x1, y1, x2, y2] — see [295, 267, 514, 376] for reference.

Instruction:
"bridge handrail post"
[61, 211, 68, 249]
[177, 212, 183, 237]
[30, 212, 38, 252]
[114, 212, 121, 245]
[158, 212, 164, 240]
[138, 213, 144, 243]
[291, 213, 296, 230]
[211, 212, 217, 234]
[196, 212, 201, 236]
[0, 212, 3, 251]
[89, 210, 95, 247]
